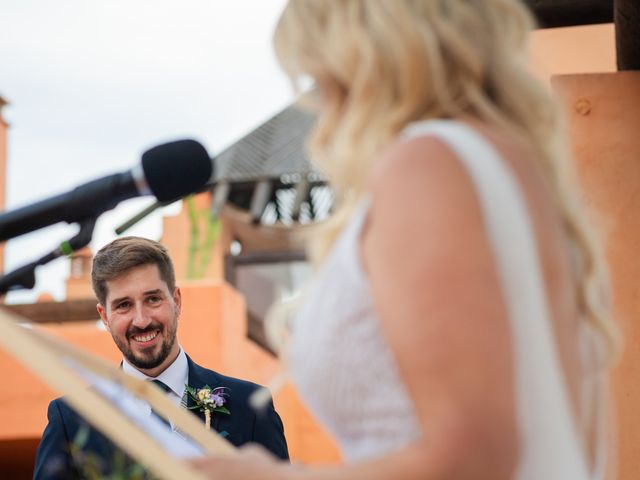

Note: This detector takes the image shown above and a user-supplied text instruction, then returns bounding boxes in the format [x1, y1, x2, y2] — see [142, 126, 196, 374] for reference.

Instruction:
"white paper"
[64, 357, 205, 459]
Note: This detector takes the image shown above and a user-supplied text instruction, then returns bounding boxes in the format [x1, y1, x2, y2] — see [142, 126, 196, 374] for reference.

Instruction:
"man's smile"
[130, 329, 161, 345]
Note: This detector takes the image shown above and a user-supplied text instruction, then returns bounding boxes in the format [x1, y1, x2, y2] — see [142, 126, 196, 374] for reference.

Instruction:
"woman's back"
[453, 120, 607, 476]
[290, 120, 606, 478]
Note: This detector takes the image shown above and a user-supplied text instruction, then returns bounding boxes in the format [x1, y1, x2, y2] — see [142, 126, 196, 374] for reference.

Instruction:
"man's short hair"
[91, 236, 176, 306]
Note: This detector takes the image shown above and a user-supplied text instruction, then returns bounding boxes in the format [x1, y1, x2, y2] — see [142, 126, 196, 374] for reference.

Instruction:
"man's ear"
[96, 303, 109, 331]
[173, 287, 182, 316]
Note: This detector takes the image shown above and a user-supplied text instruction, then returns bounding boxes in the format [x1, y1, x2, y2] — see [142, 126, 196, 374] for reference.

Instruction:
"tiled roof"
[214, 104, 321, 181]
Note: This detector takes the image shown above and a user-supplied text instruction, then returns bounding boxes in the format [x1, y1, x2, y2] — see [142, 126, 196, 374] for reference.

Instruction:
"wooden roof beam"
[525, 0, 613, 28]
[615, 0, 640, 70]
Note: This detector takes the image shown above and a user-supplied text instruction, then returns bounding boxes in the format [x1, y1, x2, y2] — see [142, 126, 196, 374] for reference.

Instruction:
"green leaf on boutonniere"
[184, 384, 230, 415]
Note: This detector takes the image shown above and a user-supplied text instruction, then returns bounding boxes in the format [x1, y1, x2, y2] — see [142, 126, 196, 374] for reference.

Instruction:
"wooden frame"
[0, 307, 234, 480]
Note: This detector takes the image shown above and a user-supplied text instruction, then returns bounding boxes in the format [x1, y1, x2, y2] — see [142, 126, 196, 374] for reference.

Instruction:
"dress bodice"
[289, 196, 421, 462]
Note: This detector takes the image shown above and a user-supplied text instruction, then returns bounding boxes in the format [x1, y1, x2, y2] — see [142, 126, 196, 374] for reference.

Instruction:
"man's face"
[96, 263, 181, 376]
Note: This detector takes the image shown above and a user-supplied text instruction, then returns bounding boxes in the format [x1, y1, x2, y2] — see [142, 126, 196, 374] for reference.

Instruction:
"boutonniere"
[184, 384, 230, 430]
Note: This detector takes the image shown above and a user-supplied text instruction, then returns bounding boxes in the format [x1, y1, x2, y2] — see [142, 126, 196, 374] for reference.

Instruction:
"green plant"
[185, 195, 221, 280]
[70, 425, 155, 480]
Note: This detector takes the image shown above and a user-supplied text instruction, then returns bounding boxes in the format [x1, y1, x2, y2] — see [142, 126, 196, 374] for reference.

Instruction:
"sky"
[0, 0, 292, 304]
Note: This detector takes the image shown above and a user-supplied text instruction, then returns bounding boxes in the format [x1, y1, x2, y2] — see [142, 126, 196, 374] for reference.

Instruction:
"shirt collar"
[122, 347, 188, 398]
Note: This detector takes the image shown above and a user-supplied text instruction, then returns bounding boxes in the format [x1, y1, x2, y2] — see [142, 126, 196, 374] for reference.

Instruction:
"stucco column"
[553, 71, 640, 480]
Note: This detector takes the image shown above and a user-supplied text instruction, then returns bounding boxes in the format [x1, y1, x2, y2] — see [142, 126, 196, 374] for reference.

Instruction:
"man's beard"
[113, 321, 177, 370]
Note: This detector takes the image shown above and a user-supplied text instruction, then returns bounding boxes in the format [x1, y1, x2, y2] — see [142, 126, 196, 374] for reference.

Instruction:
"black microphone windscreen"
[141, 139, 213, 202]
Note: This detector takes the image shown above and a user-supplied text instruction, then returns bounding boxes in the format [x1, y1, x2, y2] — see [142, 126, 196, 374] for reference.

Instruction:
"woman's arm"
[356, 135, 519, 479]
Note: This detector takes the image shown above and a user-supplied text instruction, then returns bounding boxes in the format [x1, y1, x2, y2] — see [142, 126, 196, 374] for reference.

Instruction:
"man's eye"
[116, 301, 130, 310]
[147, 296, 162, 304]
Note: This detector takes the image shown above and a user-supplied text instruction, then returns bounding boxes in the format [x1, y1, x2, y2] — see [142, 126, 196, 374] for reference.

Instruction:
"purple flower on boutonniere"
[184, 384, 229, 430]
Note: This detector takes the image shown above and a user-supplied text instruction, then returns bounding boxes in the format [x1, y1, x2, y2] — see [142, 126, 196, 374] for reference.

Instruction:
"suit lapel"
[118, 357, 224, 433]
[186, 355, 224, 433]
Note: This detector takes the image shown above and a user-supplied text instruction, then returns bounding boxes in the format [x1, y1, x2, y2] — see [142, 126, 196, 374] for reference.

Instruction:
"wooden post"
[0, 306, 234, 479]
[615, 0, 640, 70]
[524, 0, 613, 28]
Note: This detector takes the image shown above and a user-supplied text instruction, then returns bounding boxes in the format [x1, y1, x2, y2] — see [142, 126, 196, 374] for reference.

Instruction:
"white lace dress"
[288, 120, 604, 479]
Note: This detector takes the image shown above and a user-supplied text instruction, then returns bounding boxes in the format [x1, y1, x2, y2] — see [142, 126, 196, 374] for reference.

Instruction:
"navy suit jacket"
[33, 355, 288, 479]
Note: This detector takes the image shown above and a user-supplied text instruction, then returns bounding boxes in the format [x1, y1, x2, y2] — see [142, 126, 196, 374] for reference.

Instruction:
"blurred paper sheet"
[65, 357, 206, 459]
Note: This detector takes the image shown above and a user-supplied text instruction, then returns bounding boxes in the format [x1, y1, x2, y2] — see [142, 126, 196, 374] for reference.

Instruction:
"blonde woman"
[192, 1, 620, 478]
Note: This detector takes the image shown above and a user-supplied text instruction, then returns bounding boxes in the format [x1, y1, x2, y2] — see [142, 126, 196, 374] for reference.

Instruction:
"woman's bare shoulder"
[368, 132, 481, 227]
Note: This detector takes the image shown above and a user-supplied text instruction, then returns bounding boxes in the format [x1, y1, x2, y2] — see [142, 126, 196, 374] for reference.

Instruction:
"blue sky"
[0, 0, 292, 303]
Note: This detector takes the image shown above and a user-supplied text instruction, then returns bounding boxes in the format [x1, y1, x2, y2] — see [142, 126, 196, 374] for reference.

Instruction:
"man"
[34, 236, 288, 479]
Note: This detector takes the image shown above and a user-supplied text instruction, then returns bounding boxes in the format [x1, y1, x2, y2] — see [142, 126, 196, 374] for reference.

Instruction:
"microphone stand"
[0, 216, 97, 295]
[114, 200, 165, 235]
[113, 183, 214, 235]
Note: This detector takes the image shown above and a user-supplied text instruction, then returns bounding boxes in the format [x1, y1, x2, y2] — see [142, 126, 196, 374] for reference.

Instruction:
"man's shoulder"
[187, 357, 265, 397]
[215, 371, 264, 393]
[47, 396, 78, 419]
[46, 396, 94, 432]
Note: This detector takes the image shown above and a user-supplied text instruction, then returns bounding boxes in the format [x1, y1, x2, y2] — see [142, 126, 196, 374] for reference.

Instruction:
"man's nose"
[131, 303, 152, 329]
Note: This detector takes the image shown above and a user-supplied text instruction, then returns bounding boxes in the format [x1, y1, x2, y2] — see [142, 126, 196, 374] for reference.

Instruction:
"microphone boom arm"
[0, 216, 97, 295]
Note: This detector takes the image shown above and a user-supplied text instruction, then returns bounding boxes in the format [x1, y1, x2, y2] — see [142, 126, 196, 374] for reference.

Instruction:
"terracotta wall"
[161, 193, 231, 282]
[530, 22, 640, 480]
[530, 24, 616, 79]
[0, 319, 121, 476]
[65, 248, 95, 300]
[554, 72, 640, 480]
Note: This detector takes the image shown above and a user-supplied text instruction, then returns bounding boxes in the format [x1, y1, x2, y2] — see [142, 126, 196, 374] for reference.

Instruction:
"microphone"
[0, 139, 213, 242]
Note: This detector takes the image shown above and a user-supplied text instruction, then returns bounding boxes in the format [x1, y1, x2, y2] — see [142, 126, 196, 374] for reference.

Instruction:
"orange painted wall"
[0, 317, 120, 476]
[530, 24, 616, 79]
[161, 193, 231, 282]
[65, 248, 95, 299]
[0, 321, 120, 441]
[529, 23, 640, 480]
[554, 72, 640, 480]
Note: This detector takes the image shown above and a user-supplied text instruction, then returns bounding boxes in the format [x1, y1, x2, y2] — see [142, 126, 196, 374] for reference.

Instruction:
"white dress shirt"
[122, 347, 189, 412]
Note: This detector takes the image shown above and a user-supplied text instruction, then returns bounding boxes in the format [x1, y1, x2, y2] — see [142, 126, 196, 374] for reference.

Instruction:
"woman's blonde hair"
[273, 0, 621, 366]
